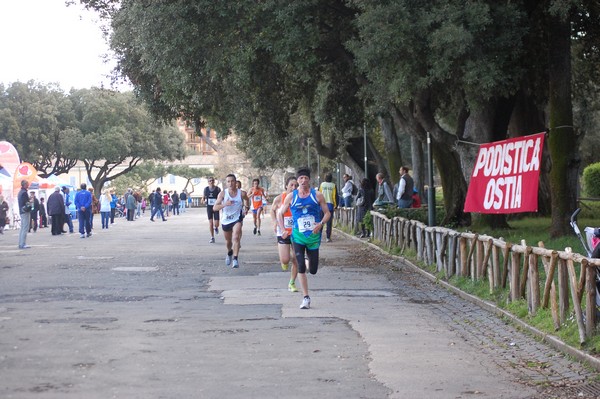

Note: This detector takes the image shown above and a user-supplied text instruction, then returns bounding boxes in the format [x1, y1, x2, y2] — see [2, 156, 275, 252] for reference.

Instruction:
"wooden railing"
[335, 207, 600, 343]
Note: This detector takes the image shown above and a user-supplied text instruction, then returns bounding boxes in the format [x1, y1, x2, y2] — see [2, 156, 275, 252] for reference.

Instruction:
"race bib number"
[226, 213, 236, 220]
[297, 215, 315, 233]
[284, 216, 293, 229]
[208, 198, 216, 206]
[253, 195, 262, 202]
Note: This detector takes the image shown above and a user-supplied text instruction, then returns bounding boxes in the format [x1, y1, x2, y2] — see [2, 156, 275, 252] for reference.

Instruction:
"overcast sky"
[0, 0, 129, 91]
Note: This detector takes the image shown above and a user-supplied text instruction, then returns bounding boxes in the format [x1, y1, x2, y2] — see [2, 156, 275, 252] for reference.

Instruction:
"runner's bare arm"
[270, 194, 282, 232]
[277, 192, 292, 238]
[241, 190, 250, 213]
[212, 191, 226, 211]
[313, 191, 331, 234]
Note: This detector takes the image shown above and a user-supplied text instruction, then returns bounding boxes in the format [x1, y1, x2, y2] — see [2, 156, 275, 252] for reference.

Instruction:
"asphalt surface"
[0, 208, 598, 398]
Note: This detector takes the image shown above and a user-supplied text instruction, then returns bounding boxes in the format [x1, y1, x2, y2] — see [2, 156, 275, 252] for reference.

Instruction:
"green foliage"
[64, 88, 186, 193]
[583, 162, 600, 197]
[82, 0, 600, 231]
[0, 81, 78, 176]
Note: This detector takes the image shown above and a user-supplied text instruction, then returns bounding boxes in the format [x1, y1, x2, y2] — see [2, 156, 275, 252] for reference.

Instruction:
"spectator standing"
[141, 197, 147, 215]
[341, 173, 355, 207]
[318, 173, 337, 243]
[74, 183, 93, 238]
[171, 191, 180, 215]
[356, 178, 375, 238]
[29, 191, 40, 233]
[62, 186, 74, 234]
[17, 180, 31, 249]
[110, 189, 118, 224]
[39, 197, 48, 228]
[163, 190, 170, 216]
[89, 187, 99, 230]
[179, 190, 187, 213]
[134, 190, 142, 218]
[394, 166, 414, 208]
[0, 195, 8, 234]
[99, 189, 112, 229]
[126, 188, 136, 221]
[47, 186, 64, 236]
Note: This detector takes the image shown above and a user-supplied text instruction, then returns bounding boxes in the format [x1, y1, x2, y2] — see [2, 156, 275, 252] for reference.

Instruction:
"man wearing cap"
[276, 167, 331, 309]
[47, 186, 65, 235]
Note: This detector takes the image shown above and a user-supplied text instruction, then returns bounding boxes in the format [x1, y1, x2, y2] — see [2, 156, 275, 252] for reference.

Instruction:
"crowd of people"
[11, 182, 192, 247]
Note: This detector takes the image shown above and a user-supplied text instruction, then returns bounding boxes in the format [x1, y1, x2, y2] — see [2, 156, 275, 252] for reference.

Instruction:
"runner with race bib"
[213, 174, 250, 269]
[204, 177, 221, 243]
[270, 176, 300, 292]
[276, 167, 330, 309]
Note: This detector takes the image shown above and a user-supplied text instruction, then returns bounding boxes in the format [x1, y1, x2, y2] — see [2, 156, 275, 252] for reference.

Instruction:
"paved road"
[0, 208, 597, 398]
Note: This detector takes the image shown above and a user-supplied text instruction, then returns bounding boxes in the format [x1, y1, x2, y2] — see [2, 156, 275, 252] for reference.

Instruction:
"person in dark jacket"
[47, 186, 65, 235]
[171, 191, 180, 215]
[39, 197, 48, 227]
[18, 180, 31, 249]
[74, 183, 93, 238]
[29, 191, 40, 233]
[150, 187, 167, 222]
[356, 178, 375, 238]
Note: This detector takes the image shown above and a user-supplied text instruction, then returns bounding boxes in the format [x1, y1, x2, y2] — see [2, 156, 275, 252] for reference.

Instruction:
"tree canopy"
[0, 81, 78, 177]
[1, 82, 186, 194]
[81, 0, 600, 233]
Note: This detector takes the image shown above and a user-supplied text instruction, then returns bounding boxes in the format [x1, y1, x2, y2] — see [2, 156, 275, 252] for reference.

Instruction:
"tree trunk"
[378, 114, 403, 184]
[389, 103, 470, 226]
[411, 135, 425, 196]
[508, 90, 551, 216]
[548, 12, 578, 237]
[460, 99, 514, 229]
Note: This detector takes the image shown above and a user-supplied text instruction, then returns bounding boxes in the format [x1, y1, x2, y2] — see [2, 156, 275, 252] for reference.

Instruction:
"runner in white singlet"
[213, 174, 250, 268]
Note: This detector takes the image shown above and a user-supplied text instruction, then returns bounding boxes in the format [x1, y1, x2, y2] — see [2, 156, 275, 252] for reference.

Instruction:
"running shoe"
[288, 281, 298, 292]
[209, 237, 215, 243]
[281, 263, 289, 271]
[300, 296, 311, 309]
[214, 227, 219, 235]
[257, 229, 261, 236]
[225, 254, 232, 266]
[326, 238, 331, 242]
[253, 226, 257, 235]
[232, 259, 239, 268]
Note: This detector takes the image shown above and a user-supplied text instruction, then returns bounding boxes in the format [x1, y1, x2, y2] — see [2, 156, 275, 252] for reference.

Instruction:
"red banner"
[464, 132, 545, 214]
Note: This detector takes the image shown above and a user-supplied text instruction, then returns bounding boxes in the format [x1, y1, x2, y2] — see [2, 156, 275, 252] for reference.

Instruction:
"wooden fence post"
[585, 259, 596, 338]
[558, 258, 569, 324]
[528, 253, 540, 315]
[501, 244, 511, 289]
[460, 236, 468, 277]
[566, 248, 586, 344]
[520, 245, 531, 300]
[510, 251, 521, 302]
